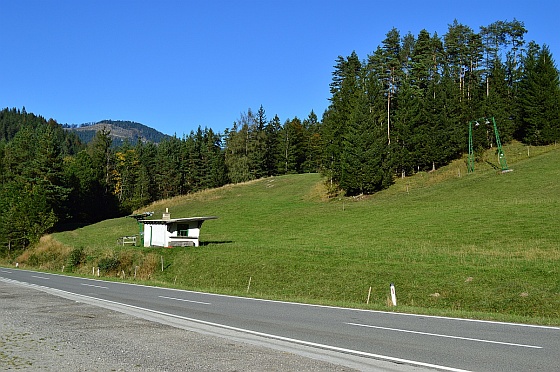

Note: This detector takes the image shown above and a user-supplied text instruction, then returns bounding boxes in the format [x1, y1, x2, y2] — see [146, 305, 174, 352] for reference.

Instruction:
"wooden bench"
[117, 236, 137, 246]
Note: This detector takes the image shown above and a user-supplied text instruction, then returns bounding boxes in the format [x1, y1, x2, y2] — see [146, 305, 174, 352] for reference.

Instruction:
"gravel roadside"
[0, 280, 355, 371]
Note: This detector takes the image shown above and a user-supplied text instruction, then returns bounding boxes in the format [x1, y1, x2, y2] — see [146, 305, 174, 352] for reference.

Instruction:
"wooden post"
[367, 286, 372, 304]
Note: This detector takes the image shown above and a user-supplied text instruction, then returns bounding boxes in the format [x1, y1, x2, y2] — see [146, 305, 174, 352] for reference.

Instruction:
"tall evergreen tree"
[302, 110, 322, 173]
[340, 76, 392, 194]
[251, 105, 268, 178]
[321, 52, 362, 189]
[263, 114, 282, 176]
[482, 58, 515, 142]
[517, 44, 560, 144]
[204, 128, 228, 188]
[224, 117, 251, 183]
[135, 140, 158, 205]
[155, 136, 184, 198]
[381, 28, 403, 145]
[444, 20, 483, 105]
[280, 117, 306, 174]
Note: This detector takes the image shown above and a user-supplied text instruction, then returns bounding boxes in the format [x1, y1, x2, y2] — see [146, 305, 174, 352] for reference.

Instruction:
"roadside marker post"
[390, 283, 397, 306]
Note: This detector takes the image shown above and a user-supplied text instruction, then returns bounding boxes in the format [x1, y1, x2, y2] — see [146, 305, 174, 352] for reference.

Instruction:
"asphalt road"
[1, 268, 558, 371]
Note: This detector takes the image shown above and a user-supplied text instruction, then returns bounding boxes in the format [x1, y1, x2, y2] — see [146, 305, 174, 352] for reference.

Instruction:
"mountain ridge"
[64, 119, 170, 144]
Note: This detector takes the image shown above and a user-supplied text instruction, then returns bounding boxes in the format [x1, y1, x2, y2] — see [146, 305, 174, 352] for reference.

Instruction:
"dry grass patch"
[16, 235, 72, 270]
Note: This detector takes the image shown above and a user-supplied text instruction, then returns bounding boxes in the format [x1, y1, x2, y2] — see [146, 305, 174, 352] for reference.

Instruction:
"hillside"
[64, 120, 170, 144]
[13, 143, 560, 325]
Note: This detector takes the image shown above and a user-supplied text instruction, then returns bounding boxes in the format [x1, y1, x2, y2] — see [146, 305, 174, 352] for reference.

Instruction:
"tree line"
[1, 19, 559, 254]
[321, 19, 559, 195]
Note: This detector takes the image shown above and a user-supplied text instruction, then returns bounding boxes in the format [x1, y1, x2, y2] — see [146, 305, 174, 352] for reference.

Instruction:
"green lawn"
[21, 143, 560, 325]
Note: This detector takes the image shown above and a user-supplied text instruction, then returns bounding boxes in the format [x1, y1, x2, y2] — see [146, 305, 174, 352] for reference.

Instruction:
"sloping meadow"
[42, 145, 560, 325]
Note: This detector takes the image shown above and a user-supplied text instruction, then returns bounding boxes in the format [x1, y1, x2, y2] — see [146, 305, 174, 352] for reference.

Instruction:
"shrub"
[66, 247, 85, 271]
[97, 256, 120, 273]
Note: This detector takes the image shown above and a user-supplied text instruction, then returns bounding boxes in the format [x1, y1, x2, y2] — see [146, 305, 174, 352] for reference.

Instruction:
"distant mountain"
[63, 120, 170, 144]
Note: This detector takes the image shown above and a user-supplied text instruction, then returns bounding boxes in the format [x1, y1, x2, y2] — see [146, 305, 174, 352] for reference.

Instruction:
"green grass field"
[14, 142, 560, 325]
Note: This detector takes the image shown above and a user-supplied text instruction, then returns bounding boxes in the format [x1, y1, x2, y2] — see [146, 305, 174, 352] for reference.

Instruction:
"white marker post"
[390, 283, 397, 306]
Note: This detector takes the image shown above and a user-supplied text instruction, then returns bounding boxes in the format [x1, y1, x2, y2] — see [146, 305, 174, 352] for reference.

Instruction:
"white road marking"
[81, 283, 108, 289]
[0, 270, 12, 273]
[31, 275, 50, 280]
[159, 295, 210, 305]
[346, 322, 543, 349]
[41, 288, 471, 372]
[10, 269, 557, 330]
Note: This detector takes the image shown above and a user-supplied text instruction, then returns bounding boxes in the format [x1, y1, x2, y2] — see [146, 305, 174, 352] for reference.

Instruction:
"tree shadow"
[200, 240, 233, 246]
[55, 222, 94, 232]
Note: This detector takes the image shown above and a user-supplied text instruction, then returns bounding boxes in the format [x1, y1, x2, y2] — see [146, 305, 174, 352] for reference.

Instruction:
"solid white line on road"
[159, 295, 211, 305]
[68, 292, 472, 372]
[31, 275, 50, 280]
[346, 322, 543, 349]
[0, 277, 473, 372]
[10, 269, 557, 330]
[81, 283, 108, 289]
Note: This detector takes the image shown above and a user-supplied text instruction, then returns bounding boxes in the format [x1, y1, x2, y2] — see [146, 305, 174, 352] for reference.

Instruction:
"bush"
[97, 256, 120, 273]
[66, 247, 85, 271]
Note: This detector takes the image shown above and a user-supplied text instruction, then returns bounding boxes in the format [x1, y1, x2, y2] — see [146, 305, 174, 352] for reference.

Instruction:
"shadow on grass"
[55, 222, 94, 232]
[200, 240, 233, 246]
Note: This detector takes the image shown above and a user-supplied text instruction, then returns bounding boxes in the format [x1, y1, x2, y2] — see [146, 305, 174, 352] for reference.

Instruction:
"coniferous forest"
[1, 19, 559, 253]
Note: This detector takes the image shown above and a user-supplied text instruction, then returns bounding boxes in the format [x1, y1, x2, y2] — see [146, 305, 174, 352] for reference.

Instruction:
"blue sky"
[1, 0, 558, 136]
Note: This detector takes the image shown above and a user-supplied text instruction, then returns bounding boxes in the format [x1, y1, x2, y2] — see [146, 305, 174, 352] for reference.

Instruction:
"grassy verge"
[5, 142, 559, 326]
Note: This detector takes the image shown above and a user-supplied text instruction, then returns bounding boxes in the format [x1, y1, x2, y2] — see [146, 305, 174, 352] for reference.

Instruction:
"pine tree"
[482, 58, 515, 142]
[155, 136, 184, 198]
[224, 118, 250, 183]
[87, 127, 114, 194]
[33, 120, 71, 222]
[392, 78, 421, 177]
[444, 20, 483, 104]
[263, 114, 282, 176]
[340, 80, 392, 194]
[321, 52, 362, 188]
[250, 105, 268, 178]
[203, 128, 228, 188]
[302, 110, 322, 173]
[381, 28, 403, 145]
[135, 140, 158, 205]
[518, 44, 560, 144]
[280, 117, 306, 174]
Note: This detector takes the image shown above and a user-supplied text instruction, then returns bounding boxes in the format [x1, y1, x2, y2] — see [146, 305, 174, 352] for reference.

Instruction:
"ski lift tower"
[468, 116, 509, 173]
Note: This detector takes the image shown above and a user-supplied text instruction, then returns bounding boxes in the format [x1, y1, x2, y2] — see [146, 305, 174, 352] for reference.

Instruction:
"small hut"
[139, 209, 217, 247]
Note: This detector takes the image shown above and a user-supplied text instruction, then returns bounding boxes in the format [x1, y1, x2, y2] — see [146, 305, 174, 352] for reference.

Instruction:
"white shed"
[140, 210, 217, 247]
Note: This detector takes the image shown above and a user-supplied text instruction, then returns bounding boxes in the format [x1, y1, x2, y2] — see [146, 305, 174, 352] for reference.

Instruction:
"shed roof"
[139, 216, 218, 225]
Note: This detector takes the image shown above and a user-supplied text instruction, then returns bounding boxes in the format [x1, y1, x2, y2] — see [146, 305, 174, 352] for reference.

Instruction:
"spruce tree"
[264, 114, 282, 176]
[517, 45, 560, 144]
[302, 110, 322, 173]
[321, 52, 362, 189]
